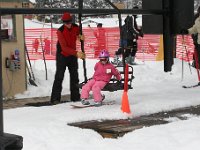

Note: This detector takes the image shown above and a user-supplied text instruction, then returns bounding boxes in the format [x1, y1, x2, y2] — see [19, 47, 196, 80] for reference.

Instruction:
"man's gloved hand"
[139, 30, 144, 37]
[76, 51, 85, 59]
[180, 29, 189, 34]
[79, 34, 85, 41]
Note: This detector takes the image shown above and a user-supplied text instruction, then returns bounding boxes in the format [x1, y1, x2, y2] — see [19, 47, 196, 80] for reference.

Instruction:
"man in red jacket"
[50, 12, 85, 105]
[93, 23, 107, 58]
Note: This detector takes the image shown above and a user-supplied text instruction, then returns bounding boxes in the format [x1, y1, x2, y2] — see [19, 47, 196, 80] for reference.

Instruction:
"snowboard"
[70, 100, 115, 108]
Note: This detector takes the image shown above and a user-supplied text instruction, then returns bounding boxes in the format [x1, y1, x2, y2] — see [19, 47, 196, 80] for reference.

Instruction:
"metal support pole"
[50, 15, 53, 55]
[79, 0, 87, 83]
[163, 0, 174, 72]
[50, 0, 53, 55]
[0, 12, 4, 137]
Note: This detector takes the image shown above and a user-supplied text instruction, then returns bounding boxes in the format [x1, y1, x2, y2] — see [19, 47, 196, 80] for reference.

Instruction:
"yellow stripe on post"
[156, 35, 164, 61]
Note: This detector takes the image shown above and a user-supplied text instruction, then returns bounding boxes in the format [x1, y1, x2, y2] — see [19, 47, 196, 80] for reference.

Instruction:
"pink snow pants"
[81, 79, 107, 102]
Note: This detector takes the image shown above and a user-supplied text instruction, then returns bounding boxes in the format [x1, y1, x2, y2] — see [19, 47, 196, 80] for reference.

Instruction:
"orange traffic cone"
[121, 64, 131, 114]
[121, 91, 131, 114]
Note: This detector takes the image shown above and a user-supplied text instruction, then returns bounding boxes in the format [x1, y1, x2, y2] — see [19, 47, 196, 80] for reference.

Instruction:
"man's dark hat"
[97, 23, 103, 27]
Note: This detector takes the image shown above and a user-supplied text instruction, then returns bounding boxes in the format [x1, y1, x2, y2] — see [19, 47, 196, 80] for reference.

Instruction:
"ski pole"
[141, 37, 145, 63]
[40, 20, 48, 80]
[182, 35, 192, 74]
[181, 36, 184, 81]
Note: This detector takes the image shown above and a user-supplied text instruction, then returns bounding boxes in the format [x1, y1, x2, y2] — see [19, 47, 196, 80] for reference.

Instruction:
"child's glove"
[139, 31, 144, 37]
[117, 80, 122, 85]
[76, 51, 85, 59]
[138, 29, 144, 37]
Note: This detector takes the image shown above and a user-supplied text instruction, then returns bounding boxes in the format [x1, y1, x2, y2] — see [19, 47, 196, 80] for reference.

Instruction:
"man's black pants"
[51, 53, 80, 102]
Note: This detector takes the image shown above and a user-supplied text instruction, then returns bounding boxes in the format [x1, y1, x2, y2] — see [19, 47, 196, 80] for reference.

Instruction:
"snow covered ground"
[5, 58, 200, 150]
[3, 18, 200, 150]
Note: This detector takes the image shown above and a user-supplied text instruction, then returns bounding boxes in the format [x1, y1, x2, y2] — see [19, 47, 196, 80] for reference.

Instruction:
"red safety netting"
[25, 28, 57, 60]
[25, 27, 195, 62]
[176, 35, 194, 62]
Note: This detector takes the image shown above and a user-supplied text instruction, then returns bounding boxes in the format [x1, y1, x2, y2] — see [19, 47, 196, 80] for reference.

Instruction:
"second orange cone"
[121, 64, 131, 114]
[121, 91, 131, 113]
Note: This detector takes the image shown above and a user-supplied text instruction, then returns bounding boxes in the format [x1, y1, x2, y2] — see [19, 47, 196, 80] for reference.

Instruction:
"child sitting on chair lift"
[81, 49, 122, 107]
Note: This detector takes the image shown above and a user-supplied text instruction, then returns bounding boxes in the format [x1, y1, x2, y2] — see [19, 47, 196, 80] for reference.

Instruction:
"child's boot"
[81, 99, 90, 105]
[94, 101, 102, 107]
[102, 94, 105, 101]
[112, 55, 119, 64]
[94, 95, 105, 107]
[126, 56, 136, 65]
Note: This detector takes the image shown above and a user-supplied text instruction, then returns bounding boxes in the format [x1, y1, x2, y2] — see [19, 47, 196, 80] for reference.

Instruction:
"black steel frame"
[0, 0, 177, 149]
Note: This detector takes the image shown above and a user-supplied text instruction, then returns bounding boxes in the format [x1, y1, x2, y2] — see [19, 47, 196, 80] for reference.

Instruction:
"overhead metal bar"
[0, 8, 167, 15]
[82, 13, 111, 17]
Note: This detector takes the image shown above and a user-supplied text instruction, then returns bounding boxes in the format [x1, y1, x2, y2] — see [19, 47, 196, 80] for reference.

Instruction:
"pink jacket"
[92, 61, 121, 83]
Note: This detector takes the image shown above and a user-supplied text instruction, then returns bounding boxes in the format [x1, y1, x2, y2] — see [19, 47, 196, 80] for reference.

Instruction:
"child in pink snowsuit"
[81, 49, 121, 106]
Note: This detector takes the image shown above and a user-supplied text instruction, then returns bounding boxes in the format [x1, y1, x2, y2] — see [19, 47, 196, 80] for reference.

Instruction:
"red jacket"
[44, 39, 50, 51]
[92, 61, 121, 83]
[33, 38, 39, 49]
[57, 24, 79, 57]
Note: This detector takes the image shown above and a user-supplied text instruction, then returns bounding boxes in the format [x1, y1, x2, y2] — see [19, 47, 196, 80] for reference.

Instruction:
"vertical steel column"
[50, 0, 53, 56]
[0, 12, 4, 137]
[79, 0, 87, 83]
[163, 0, 174, 72]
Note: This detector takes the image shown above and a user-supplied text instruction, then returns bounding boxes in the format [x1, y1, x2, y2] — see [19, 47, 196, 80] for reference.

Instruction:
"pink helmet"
[98, 50, 110, 58]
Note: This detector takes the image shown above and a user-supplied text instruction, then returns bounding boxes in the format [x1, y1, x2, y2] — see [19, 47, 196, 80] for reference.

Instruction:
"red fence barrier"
[25, 27, 194, 62]
[176, 35, 194, 62]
